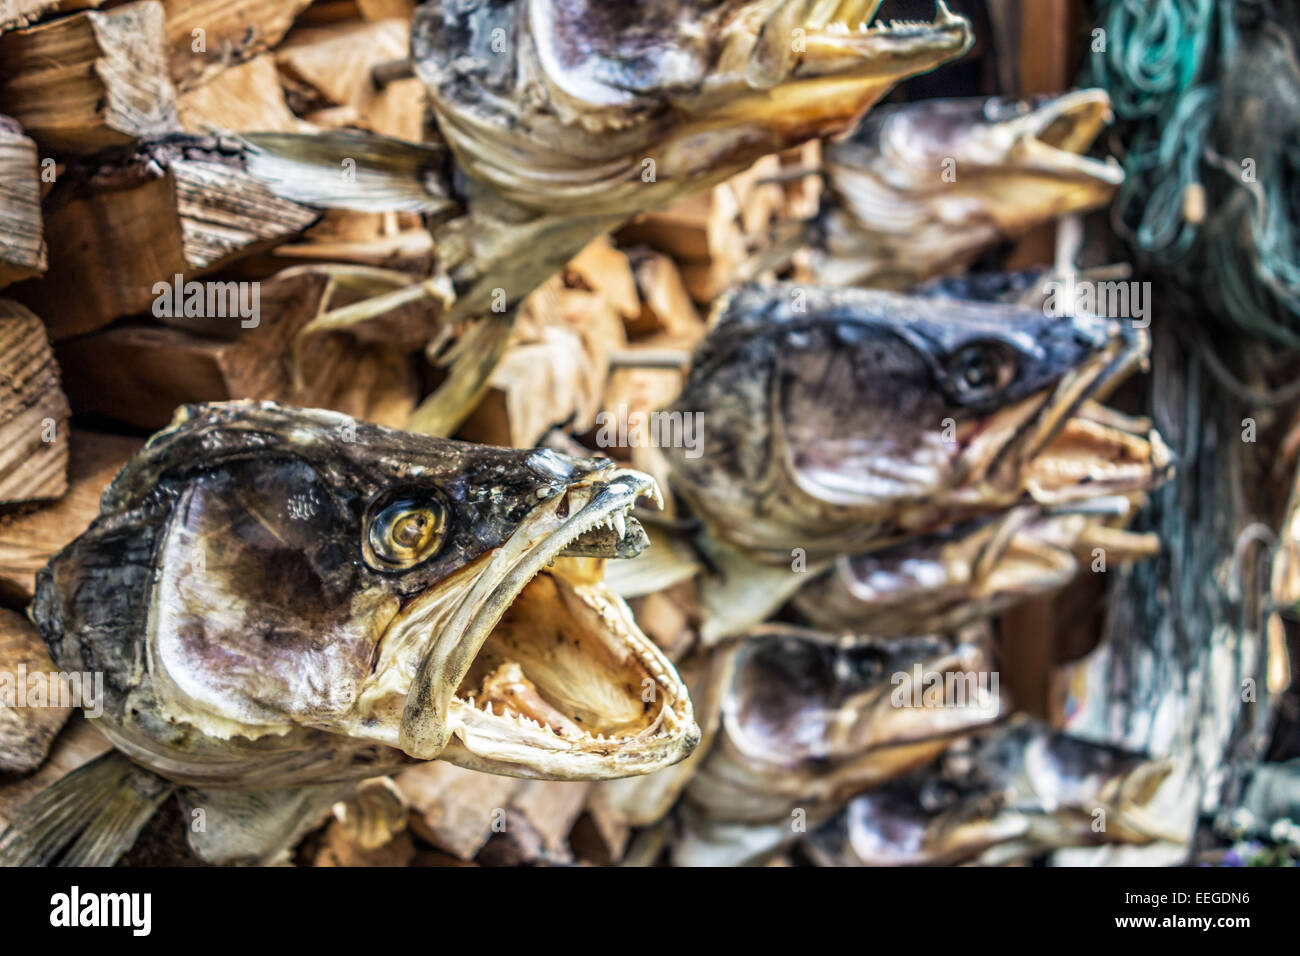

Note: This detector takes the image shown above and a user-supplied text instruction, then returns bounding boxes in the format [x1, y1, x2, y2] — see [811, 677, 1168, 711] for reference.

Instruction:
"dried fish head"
[807, 718, 1181, 865]
[33, 402, 698, 786]
[670, 626, 1000, 864]
[664, 283, 1171, 564]
[793, 497, 1162, 635]
[413, 0, 972, 216]
[813, 90, 1124, 287]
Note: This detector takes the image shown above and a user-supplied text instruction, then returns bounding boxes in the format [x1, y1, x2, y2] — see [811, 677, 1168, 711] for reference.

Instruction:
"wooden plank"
[1000, 0, 1079, 717]
[55, 266, 423, 430]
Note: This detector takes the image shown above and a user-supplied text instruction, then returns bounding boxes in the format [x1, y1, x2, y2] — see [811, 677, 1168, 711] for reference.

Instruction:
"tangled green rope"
[1088, 0, 1300, 347]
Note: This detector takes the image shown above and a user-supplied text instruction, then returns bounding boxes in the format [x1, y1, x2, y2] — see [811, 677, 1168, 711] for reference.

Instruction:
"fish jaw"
[363, 468, 700, 780]
[690, 0, 973, 126]
[952, 323, 1172, 513]
[824, 722, 1183, 865]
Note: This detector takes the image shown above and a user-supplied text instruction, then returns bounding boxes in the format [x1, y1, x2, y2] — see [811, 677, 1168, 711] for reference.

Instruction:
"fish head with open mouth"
[793, 495, 1164, 634]
[413, 0, 973, 216]
[813, 90, 1124, 287]
[805, 718, 1181, 865]
[664, 283, 1172, 564]
[33, 402, 698, 785]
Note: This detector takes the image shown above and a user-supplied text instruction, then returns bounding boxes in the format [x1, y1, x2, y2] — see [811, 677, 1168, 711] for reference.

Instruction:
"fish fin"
[179, 783, 352, 865]
[239, 129, 458, 215]
[696, 537, 827, 644]
[0, 751, 175, 867]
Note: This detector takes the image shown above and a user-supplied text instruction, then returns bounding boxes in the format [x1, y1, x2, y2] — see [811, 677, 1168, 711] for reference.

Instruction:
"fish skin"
[809, 90, 1124, 289]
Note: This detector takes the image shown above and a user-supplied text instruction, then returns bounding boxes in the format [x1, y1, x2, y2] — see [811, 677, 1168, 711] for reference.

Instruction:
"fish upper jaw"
[363, 466, 700, 780]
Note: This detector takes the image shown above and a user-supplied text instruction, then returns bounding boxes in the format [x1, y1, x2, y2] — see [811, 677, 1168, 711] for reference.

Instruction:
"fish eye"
[947, 343, 1016, 401]
[364, 496, 446, 570]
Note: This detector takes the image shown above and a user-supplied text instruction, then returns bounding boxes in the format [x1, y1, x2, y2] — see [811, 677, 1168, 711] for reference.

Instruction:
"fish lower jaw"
[439, 569, 697, 780]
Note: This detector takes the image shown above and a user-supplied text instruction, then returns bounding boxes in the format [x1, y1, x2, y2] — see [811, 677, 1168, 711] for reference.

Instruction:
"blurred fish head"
[35, 402, 698, 783]
[413, 0, 971, 214]
[811, 720, 1180, 865]
[685, 627, 1001, 822]
[665, 284, 1172, 562]
[828, 89, 1124, 232]
[794, 498, 1162, 634]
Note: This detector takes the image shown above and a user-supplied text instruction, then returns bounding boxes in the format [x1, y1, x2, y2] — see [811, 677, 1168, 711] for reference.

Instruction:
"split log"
[0, 429, 140, 606]
[395, 760, 521, 861]
[357, 0, 414, 20]
[274, 18, 424, 141]
[16, 136, 320, 340]
[0, 2, 179, 153]
[628, 584, 697, 661]
[0, 300, 68, 504]
[55, 265, 425, 430]
[0, 117, 44, 289]
[568, 808, 629, 865]
[625, 250, 703, 342]
[177, 55, 311, 134]
[0, 607, 71, 774]
[0, 715, 110, 831]
[312, 819, 416, 867]
[1, 1, 106, 33]
[505, 780, 590, 863]
[162, 0, 312, 93]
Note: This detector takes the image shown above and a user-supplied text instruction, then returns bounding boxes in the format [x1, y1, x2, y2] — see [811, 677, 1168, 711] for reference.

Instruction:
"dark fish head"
[793, 497, 1162, 634]
[665, 283, 1172, 562]
[828, 88, 1123, 227]
[414, 0, 971, 214]
[35, 402, 698, 783]
[685, 627, 1000, 822]
[808, 719, 1179, 865]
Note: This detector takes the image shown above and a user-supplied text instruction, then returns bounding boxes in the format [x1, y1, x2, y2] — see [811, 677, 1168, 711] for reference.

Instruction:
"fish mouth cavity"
[393, 466, 699, 778]
[1021, 89, 1125, 185]
[755, 0, 972, 82]
[966, 323, 1170, 506]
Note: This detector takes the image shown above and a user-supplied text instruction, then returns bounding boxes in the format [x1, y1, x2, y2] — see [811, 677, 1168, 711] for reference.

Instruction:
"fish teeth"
[613, 511, 627, 539]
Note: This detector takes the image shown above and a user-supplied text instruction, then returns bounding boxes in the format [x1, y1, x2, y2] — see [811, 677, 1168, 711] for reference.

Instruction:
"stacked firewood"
[0, 0, 821, 865]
